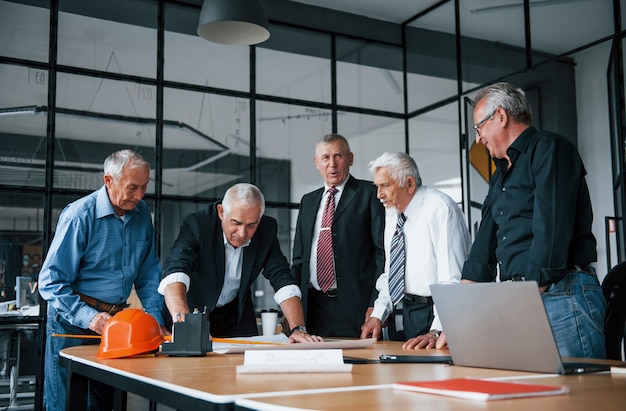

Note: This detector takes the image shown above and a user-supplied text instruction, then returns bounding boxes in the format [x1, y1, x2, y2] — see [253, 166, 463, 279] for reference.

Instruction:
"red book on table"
[392, 378, 569, 401]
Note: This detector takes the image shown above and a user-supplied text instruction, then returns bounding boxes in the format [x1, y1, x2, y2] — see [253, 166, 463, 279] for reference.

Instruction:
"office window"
[409, 102, 462, 204]
[405, 2, 458, 112]
[0, 64, 48, 188]
[336, 37, 404, 113]
[264, 205, 293, 262]
[164, 2, 249, 91]
[0, 0, 49, 62]
[0, 193, 45, 303]
[55, 72, 156, 192]
[531, 0, 614, 63]
[257, 25, 331, 103]
[459, 1, 526, 90]
[337, 111, 405, 177]
[163, 88, 250, 197]
[256, 100, 331, 204]
[58, 0, 157, 78]
[160, 200, 205, 265]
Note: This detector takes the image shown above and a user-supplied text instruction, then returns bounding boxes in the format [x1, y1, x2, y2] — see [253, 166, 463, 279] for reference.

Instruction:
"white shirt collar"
[222, 232, 251, 249]
[324, 175, 349, 193]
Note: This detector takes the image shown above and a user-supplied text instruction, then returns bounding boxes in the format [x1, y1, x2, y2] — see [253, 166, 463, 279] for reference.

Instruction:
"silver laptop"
[430, 282, 609, 374]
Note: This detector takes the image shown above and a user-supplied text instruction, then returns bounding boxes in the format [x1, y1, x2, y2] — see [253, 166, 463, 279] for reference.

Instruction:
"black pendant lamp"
[197, 0, 270, 45]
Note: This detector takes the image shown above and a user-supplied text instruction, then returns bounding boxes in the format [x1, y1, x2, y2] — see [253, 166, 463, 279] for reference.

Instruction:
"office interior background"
[0, 0, 623, 408]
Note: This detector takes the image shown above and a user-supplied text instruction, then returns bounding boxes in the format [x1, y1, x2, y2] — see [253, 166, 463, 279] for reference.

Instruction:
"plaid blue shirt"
[39, 185, 164, 328]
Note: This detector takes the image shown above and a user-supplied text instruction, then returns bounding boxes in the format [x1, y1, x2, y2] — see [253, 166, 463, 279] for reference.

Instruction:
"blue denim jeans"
[542, 270, 606, 359]
[44, 305, 113, 411]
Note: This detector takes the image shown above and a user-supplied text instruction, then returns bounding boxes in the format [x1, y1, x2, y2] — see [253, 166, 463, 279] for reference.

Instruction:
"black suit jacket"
[162, 202, 295, 335]
[291, 175, 385, 337]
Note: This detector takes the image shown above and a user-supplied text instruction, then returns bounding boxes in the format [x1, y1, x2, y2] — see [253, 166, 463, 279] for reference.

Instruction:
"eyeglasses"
[473, 110, 496, 136]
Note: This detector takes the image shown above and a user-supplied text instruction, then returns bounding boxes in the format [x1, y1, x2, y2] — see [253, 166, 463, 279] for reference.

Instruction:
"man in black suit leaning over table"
[158, 183, 321, 342]
[289, 133, 385, 338]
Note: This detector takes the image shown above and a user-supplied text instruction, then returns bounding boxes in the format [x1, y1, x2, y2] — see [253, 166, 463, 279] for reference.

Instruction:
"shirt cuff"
[371, 300, 391, 323]
[273, 284, 301, 305]
[157, 272, 190, 295]
[75, 305, 100, 330]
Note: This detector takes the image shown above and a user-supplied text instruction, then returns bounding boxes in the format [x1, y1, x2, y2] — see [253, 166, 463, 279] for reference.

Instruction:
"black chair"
[602, 262, 626, 360]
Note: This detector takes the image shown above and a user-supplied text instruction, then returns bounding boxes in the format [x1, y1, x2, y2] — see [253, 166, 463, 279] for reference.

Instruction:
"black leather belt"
[403, 294, 433, 304]
[309, 287, 338, 298]
[507, 264, 594, 283]
[76, 292, 129, 315]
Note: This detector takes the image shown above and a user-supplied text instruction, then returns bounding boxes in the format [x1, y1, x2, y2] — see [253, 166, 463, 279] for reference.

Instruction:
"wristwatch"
[429, 329, 441, 338]
[290, 325, 308, 334]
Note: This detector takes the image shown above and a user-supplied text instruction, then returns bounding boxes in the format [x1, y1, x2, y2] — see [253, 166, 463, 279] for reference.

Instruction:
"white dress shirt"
[308, 178, 348, 291]
[371, 186, 471, 332]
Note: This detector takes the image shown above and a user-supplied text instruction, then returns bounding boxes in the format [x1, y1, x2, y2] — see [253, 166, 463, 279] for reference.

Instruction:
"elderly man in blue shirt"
[39, 149, 165, 411]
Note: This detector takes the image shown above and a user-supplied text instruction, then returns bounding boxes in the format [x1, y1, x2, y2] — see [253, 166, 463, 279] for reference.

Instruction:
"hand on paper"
[288, 330, 324, 343]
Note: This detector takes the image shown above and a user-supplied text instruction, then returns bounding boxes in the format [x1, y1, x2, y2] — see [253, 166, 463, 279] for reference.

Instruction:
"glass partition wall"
[0, 0, 621, 409]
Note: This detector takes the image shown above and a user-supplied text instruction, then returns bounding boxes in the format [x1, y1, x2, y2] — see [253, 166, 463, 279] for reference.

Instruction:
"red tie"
[316, 187, 337, 292]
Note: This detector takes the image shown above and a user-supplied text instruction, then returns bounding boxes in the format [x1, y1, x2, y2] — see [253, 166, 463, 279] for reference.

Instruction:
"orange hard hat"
[97, 309, 164, 359]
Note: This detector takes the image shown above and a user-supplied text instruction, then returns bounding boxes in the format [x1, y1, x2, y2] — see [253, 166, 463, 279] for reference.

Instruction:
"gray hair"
[317, 133, 351, 151]
[473, 81, 533, 125]
[369, 152, 422, 188]
[222, 183, 265, 217]
[103, 150, 150, 181]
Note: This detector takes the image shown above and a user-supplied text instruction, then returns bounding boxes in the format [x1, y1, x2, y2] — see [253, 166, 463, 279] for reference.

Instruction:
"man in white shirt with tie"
[360, 152, 471, 349]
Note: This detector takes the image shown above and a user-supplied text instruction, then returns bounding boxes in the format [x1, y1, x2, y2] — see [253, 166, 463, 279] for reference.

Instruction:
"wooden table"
[60, 340, 626, 411]
[235, 372, 626, 411]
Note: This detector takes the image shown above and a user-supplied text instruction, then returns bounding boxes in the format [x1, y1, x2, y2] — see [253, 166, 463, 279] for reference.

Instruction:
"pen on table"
[52, 333, 101, 339]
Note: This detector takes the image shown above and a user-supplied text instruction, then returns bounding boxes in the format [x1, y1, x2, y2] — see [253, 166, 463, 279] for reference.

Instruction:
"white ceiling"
[288, 0, 612, 55]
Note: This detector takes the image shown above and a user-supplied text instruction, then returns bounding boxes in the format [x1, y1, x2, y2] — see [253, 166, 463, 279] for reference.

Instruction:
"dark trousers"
[388, 296, 434, 341]
[209, 295, 258, 337]
[306, 288, 362, 338]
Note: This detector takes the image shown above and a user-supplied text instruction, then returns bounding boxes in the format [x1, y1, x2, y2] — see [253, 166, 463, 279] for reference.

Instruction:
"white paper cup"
[260, 309, 279, 336]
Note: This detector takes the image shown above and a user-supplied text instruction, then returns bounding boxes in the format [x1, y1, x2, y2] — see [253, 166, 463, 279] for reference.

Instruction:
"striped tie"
[388, 213, 407, 305]
[316, 187, 337, 292]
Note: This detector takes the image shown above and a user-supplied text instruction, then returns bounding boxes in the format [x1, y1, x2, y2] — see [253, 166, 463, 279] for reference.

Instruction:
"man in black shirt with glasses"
[460, 81, 606, 359]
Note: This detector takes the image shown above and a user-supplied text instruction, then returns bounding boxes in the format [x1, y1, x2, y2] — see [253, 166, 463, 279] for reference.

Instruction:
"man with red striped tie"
[290, 134, 385, 338]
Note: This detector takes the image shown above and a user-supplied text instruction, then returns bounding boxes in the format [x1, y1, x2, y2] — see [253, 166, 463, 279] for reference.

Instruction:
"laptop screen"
[431, 282, 567, 374]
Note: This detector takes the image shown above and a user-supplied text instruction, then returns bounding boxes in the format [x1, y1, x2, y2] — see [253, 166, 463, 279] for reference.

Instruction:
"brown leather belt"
[76, 292, 129, 315]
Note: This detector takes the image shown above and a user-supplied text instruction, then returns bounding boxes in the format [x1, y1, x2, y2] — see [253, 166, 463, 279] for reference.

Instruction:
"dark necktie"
[316, 187, 337, 292]
[388, 213, 407, 305]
